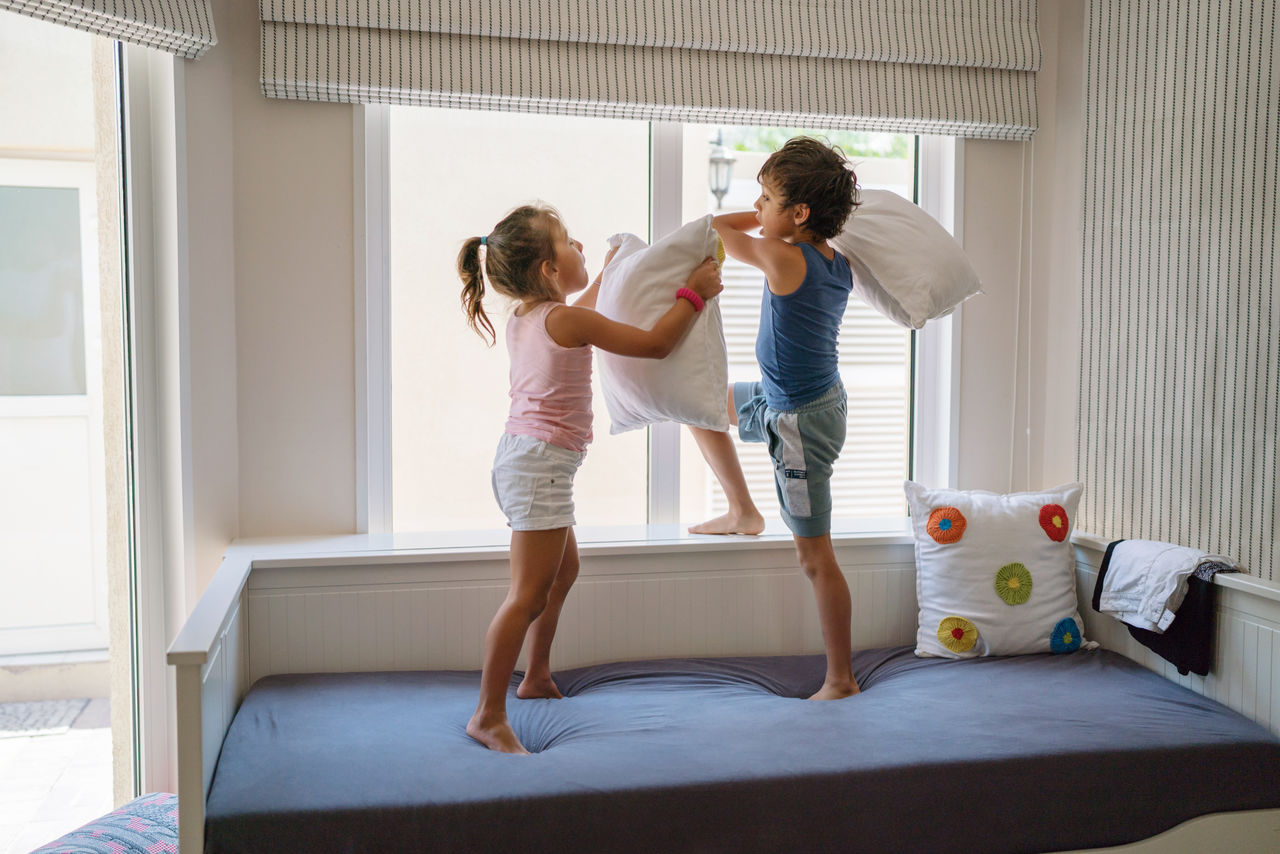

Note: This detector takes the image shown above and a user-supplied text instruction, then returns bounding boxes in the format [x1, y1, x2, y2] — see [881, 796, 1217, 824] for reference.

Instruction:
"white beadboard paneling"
[244, 552, 918, 685]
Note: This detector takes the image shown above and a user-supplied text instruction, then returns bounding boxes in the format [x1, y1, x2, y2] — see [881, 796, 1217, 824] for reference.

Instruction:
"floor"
[0, 698, 113, 854]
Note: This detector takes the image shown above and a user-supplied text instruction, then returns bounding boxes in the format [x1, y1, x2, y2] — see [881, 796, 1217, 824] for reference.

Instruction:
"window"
[378, 108, 955, 535]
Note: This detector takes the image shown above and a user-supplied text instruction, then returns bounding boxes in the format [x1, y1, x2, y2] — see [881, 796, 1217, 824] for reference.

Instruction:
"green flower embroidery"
[995, 563, 1033, 605]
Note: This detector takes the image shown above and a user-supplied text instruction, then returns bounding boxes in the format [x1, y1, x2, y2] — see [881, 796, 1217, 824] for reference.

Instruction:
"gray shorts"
[491, 433, 585, 531]
[733, 381, 846, 537]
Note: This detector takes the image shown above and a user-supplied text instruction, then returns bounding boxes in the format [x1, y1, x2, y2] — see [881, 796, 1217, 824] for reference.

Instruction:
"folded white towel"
[1098, 539, 1234, 632]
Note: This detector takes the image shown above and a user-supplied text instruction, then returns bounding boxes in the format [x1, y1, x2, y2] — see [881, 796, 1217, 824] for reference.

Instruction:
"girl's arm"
[712, 212, 806, 295]
[547, 258, 721, 358]
[572, 243, 621, 310]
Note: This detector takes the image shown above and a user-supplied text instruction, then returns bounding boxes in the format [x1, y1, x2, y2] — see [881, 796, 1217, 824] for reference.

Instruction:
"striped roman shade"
[1079, 1, 1279, 579]
[0, 0, 216, 58]
[260, 0, 1040, 139]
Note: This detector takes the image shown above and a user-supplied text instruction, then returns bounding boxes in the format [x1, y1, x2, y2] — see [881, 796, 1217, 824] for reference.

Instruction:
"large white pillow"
[905, 480, 1090, 659]
[831, 189, 982, 330]
[595, 215, 729, 434]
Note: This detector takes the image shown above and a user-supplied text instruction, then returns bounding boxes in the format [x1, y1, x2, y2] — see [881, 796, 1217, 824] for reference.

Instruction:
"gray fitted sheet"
[205, 646, 1280, 853]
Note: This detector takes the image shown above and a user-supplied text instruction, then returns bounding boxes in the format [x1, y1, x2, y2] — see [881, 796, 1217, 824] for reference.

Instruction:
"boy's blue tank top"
[756, 242, 853, 410]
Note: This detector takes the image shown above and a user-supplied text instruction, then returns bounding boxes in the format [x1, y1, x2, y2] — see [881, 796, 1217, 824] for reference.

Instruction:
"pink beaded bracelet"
[675, 287, 704, 313]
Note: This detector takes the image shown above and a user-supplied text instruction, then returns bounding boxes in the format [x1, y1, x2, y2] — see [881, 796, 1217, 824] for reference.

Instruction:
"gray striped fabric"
[260, 1, 1040, 139]
[1079, 1, 1279, 580]
[0, 0, 216, 58]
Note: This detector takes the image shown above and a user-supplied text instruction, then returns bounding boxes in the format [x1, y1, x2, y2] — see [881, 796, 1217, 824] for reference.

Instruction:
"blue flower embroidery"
[1050, 617, 1082, 653]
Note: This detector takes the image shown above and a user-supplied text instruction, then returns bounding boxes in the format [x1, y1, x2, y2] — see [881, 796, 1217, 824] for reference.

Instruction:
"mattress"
[205, 646, 1280, 853]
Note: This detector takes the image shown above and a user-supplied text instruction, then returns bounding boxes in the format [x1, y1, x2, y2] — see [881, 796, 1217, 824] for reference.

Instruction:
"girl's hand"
[601, 242, 621, 271]
[686, 257, 723, 301]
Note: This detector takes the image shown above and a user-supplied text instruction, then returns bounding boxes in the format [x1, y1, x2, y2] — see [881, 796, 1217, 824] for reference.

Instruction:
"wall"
[182, 0, 241, 596]
[181, 0, 357, 564]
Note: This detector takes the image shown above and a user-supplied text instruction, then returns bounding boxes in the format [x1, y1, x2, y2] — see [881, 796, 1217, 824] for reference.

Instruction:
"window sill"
[237, 517, 917, 568]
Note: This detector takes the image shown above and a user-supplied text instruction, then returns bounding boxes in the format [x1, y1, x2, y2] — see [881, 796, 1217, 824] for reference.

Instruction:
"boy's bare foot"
[807, 680, 861, 700]
[516, 675, 564, 699]
[688, 510, 766, 535]
[466, 713, 530, 754]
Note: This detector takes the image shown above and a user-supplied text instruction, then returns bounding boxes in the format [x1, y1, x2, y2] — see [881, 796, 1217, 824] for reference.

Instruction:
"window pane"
[0, 185, 87, 395]
[389, 107, 651, 532]
[678, 126, 915, 525]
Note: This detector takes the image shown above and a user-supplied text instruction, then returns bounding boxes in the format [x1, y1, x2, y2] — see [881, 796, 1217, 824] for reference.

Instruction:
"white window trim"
[121, 41, 196, 795]
[355, 104, 392, 534]
[914, 135, 964, 490]
[356, 118, 962, 533]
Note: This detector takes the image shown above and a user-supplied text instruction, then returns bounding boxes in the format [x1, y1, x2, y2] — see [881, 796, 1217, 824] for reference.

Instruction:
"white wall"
[173, 0, 1081, 591]
[182, 0, 241, 594]
[1027, 0, 1087, 493]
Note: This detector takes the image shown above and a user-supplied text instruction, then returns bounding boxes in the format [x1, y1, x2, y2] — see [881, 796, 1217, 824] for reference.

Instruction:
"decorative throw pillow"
[905, 480, 1089, 658]
[595, 215, 729, 433]
[831, 189, 983, 330]
[30, 792, 178, 853]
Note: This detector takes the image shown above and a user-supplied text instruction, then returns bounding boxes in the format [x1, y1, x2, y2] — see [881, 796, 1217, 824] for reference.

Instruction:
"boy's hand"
[686, 257, 723, 301]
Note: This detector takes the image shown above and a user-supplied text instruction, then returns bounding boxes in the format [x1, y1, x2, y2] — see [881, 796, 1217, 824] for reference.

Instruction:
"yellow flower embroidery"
[937, 616, 979, 653]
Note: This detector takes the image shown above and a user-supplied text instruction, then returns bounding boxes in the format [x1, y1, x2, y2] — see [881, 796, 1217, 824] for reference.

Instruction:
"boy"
[688, 136, 860, 699]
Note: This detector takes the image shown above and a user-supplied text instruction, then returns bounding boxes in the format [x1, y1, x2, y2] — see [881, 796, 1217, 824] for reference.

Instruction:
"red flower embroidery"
[1039, 504, 1069, 541]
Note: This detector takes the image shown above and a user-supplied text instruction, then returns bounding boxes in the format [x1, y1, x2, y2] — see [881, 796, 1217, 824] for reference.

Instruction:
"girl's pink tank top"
[504, 301, 593, 452]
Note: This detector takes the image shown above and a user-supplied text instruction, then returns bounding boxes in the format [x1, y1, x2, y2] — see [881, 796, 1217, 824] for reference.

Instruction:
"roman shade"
[0, 0, 216, 58]
[259, 0, 1040, 139]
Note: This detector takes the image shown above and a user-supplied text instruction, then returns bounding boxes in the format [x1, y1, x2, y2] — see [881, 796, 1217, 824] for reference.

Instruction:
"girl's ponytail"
[458, 236, 496, 345]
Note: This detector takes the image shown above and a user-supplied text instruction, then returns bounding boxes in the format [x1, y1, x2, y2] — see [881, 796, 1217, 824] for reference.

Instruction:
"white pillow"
[905, 480, 1090, 659]
[595, 215, 729, 434]
[831, 189, 982, 330]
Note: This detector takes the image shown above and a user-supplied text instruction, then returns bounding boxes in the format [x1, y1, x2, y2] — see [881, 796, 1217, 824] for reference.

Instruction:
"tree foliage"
[717, 126, 912, 160]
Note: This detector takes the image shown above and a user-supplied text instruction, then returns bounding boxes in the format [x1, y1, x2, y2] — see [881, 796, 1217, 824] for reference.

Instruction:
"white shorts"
[491, 433, 585, 531]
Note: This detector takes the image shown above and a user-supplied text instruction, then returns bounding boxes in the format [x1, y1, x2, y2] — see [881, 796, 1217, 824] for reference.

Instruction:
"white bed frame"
[167, 530, 1280, 853]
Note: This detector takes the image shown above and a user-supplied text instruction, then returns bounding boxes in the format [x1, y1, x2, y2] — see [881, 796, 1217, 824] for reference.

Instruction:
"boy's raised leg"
[688, 390, 765, 535]
[794, 533, 860, 699]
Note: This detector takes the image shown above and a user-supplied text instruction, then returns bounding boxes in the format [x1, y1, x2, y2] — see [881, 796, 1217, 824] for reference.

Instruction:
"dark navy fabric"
[205, 646, 1280, 854]
[755, 243, 853, 410]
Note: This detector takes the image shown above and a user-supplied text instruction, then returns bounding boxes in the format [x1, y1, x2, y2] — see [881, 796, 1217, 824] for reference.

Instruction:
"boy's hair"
[757, 137, 860, 240]
[458, 203, 564, 344]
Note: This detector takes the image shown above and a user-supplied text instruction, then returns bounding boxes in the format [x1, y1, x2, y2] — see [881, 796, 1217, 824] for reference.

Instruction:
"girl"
[458, 203, 722, 753]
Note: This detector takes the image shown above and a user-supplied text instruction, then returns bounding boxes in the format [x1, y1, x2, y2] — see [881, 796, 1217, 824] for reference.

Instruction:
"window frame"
[357, 105, 961, 535]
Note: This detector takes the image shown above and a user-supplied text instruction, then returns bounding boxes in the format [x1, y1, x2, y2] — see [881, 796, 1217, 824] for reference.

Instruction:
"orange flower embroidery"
[1039, 504, 1069, 541]
[927, 506, 967, 544]
[937, 616, 979, 653]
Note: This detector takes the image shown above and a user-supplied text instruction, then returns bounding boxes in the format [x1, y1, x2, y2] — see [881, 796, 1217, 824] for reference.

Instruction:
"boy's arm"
[712, 212, 805, 295]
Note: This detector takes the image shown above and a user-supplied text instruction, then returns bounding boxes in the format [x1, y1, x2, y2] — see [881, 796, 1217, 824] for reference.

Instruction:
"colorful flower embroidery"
[1039, 503, 1069, 542]
[995, 563, 1033, 605]
[927, 506, 967, 544]
[937, 616, 979, 653]
[1050, 618, 1082, 653]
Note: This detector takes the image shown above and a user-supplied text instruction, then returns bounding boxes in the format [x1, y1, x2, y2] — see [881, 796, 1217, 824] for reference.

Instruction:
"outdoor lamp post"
[708, 130, 736, 209]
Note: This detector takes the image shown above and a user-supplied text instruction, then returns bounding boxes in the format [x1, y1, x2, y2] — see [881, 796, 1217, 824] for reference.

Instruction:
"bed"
[203, 645, 1280, 854]
[169, 531, 1280, 852]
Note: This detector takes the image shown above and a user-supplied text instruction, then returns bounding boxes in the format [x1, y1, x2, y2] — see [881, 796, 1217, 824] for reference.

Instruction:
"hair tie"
[479, 236, 487, 246]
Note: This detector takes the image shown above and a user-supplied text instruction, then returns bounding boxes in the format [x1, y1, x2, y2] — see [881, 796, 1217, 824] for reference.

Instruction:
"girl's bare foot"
[808, 680, 861, 700]
[688, 510, 766, 535]
[516, 674, 564, 699]
[466, 713, 530, 753]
